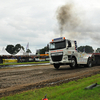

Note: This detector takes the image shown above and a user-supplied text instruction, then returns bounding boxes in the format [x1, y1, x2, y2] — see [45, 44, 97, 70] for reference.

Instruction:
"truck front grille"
[51, 55, 63, 62]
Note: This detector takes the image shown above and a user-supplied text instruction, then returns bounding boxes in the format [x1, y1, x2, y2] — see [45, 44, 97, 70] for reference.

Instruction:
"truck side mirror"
[66, 44, 68, 49]
[68, 41, 71, 47]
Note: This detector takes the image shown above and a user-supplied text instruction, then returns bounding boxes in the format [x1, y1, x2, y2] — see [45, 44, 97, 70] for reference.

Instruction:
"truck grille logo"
[51, 52, 63, 56]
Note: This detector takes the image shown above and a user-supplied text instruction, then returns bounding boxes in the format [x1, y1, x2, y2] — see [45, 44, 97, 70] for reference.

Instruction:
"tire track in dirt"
[0, 65, 100, 98]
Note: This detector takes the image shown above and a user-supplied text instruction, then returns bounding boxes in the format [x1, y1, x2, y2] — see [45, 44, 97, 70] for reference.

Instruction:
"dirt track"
[0, 64, 100, 98]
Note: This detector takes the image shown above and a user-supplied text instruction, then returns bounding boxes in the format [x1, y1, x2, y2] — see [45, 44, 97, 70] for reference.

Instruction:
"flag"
[26, 42, 29, 51]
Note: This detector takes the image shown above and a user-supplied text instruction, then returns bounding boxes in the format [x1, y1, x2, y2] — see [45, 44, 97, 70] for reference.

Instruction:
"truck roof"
[51, 37, 73, 42]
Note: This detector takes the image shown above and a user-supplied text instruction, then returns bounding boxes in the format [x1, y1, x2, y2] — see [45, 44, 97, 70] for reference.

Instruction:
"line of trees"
[36, 46, 49, 54]
[77, 45, 94, 53]
[5, 44, 32, 54]
[6, 44, 99, 55]
[37, 45, 95, 54]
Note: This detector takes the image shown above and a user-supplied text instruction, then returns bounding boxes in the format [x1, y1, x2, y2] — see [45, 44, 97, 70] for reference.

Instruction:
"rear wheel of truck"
[70, 57, 77, 68]
[87, 58, 93, 67]
[54, 64, 60, 69]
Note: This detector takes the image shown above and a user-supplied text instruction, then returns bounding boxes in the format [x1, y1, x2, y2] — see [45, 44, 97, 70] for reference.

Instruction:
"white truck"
[49, 37, 94, 69]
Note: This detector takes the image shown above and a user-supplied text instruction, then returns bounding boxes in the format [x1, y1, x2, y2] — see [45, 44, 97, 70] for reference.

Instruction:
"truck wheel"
[54, 64, 60, 69]
[87, 58, 93, 67]
[70, 57, 77, 68]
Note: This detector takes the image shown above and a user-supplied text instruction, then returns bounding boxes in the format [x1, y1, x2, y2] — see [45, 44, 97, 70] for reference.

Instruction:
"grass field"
[0, 74, 100, 100]
[0, 61, 49, 66]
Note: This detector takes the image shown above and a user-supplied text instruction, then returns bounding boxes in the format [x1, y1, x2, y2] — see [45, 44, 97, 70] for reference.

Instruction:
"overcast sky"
[0, 0, 100, 53]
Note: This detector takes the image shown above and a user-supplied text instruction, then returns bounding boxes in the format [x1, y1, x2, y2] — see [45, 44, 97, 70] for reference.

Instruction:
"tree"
[78, 45, 94, 53]
[36, 45, 49, 54]
[37, 46, 49, 54]
[96, 48, 100, 53]
[6, 45, 14, 54]
[26, 49, 32, 53]
[14, 44, 22, 54]
[6, 44, 25, 54]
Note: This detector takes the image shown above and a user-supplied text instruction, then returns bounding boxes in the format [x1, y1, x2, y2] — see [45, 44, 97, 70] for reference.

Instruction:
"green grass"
[0, 74, 100, 100]
[0, 61, 49, 66]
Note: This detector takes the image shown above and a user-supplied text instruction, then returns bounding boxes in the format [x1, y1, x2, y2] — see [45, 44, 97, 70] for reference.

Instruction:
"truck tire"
[54, 64, 60, 69]
[70, 57, 77, 68]
[87, 58, 93, 67]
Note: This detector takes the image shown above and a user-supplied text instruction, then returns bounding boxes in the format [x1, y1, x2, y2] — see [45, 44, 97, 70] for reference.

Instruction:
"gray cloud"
[0, 0, 100, 52]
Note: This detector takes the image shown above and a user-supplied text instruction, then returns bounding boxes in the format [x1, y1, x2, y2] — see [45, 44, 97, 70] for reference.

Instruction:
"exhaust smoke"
[56, 3, 80, 37]
[55, 1, 100, 49]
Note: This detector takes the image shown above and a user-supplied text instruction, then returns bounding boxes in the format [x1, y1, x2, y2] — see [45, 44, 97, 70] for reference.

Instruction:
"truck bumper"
[50, 60, 71, 65]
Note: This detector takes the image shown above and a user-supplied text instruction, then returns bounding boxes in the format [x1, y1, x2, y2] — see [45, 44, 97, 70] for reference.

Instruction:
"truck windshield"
[49, 40, 66, 50]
